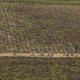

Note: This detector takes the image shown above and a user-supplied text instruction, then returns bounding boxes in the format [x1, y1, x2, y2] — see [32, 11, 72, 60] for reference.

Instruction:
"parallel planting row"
[0, 0, 80, 4]
[0, 3, 80, 54]
[0, 57, 80, 80]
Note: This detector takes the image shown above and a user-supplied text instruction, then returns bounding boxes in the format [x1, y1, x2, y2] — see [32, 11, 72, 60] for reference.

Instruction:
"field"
[0, 3, 79, 56]
[0, 57, 79, 80]
[0, 1, 80, 80]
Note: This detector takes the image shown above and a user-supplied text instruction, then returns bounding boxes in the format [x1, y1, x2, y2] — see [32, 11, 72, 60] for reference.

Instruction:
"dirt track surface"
[0, 53, 80, 58]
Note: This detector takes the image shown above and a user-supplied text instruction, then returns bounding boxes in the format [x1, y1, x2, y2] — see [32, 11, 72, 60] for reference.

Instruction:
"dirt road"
[0, 53, 79, 58]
